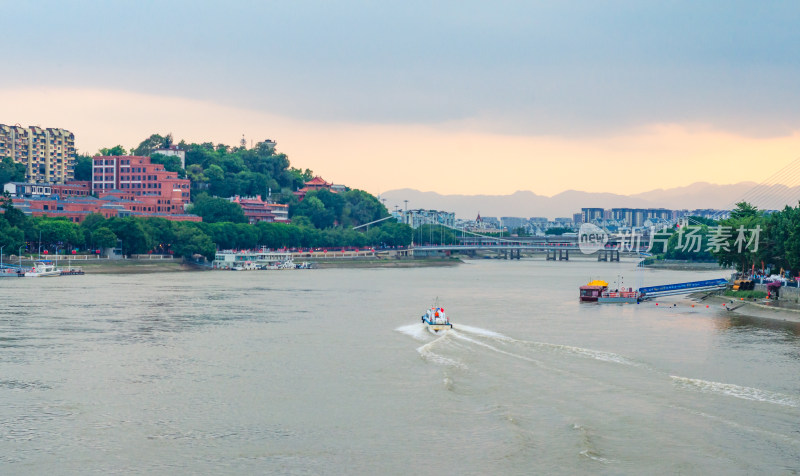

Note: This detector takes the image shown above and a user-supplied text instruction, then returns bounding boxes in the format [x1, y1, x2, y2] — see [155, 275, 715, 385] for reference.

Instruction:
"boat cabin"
[579, 279, 608, 302]
[580, 285, 606, 302]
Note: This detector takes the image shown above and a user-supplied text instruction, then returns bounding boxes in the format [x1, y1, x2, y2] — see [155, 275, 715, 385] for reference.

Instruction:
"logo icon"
[578, 223, 608, 254]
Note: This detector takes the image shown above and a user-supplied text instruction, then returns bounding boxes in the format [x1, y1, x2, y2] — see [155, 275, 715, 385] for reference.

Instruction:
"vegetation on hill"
[3, 133, 413, 257]
[0, 157, 26, 184]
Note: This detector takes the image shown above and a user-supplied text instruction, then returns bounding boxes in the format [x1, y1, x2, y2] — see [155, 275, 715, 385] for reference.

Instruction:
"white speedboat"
[421, 306, 453, 333]
[24, 261, 62, 277]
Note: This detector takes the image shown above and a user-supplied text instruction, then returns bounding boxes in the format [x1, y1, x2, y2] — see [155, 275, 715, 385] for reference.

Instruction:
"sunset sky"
[2, 1, 799, 196]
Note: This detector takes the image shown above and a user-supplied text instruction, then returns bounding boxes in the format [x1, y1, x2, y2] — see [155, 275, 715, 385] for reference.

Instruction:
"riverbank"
[642, 260, 727, 271]
[691, 292, 800, 324]
[8, 256, 462, 274]
[70, 259, 195, 274]
[306, 257, 462, 269]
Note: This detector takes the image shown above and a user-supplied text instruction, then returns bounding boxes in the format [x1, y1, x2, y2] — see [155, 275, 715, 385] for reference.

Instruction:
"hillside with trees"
[9, 133, 411, 258]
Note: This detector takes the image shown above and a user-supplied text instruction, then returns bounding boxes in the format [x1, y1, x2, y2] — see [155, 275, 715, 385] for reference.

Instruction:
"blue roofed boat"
[421, 305, 453, 333]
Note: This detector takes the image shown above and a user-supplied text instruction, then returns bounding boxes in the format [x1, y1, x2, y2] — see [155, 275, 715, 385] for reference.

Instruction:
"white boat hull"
[24, 271, 61, 277]
[426, 323, 453, 333]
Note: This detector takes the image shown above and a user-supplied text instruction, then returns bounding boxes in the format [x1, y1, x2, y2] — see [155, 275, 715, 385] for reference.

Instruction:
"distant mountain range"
[380, 182, 800, 219]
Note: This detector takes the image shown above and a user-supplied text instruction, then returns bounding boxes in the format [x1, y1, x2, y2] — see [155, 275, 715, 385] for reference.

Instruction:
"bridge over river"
[411, 236, 648, 261]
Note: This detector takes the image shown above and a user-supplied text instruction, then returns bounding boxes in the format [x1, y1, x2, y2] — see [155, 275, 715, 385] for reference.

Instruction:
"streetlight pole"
[18, 245, 24, 271]
[1, 245, 4, 270]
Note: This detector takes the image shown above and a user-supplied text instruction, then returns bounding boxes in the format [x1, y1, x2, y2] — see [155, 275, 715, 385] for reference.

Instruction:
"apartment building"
[0, 124, 76, 183]
[92, 155, 191, 213]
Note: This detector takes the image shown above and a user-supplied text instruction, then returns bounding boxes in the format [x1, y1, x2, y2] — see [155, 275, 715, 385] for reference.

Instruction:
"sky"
[2, 1, 799, 196]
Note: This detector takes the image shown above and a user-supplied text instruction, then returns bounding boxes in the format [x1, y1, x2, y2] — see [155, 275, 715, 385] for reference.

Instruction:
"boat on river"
[60, 266, 85, 276]
[579, 280, 608, 302]
[421, 305, 453, 333]
[24, 261, 62, 277]
[0, 267, 23, 278]
[598, 288, 640, 303]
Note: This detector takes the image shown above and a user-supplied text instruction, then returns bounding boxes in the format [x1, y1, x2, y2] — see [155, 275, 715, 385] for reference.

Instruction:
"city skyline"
[2, 1, 799, 196]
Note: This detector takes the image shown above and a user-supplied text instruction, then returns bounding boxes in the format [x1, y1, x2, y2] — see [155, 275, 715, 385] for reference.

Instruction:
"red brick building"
[4, 180, 91, 198]
[11, 195, 201, 223]
[52, 181, 91, 198]
[93, 156, 191, 213]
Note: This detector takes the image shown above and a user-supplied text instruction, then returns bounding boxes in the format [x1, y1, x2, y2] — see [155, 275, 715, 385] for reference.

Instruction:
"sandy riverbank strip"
[71, 260, 195, 274]
[642, 261, 728, 271]
[307, 257, 461, 269]
[691, 292, 800, 324]
[18, 256, 463, 274]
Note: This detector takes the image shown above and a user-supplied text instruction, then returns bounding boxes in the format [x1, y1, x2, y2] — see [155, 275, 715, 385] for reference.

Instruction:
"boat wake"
[394, 323, 430, 342]
[455, 324, 639, 367]
[396, 322, 639, 372]
[415, 331, 466, 368]
[396, 321, 800, 412]
[671, 376, 800, 408]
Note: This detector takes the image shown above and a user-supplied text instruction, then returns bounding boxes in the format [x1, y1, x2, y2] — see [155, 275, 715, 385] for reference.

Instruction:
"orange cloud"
[2, 88, 798, 196]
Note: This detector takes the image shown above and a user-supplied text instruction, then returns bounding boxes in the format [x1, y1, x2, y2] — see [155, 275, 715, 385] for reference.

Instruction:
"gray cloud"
[3, 1, 799, 137]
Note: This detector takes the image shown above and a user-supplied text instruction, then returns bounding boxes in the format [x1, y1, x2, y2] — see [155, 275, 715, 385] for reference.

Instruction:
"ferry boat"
[60, 266, 85, 276]
[579, 279, 608, 302]
[24, 261, 62, 277]
[598, 288, 640, 303]
[421, 306, 453, 333]
[212, 249, 296, 270]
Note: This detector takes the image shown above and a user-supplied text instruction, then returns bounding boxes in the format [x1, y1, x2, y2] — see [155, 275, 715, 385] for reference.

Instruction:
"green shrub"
[723, 290, 767, 299]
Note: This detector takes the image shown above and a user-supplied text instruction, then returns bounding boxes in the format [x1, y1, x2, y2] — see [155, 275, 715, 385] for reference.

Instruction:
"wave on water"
[452, 324, 512, 341]
[572, 423, 613, 464]
[671, 376, 800, 408]
[450, 331, 544, 367]
[526, 342, 641, 367]
[394, 323, 429, 342]
[415, 332, 466, 368]
[456, 324, 638, 367]
[398, 321, 640, 369]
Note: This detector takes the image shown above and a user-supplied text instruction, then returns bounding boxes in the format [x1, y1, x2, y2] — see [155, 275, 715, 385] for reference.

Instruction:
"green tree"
[665, 225, 715, 261]
[97, 145, 127, 156]
[37, 218, 82, 251]
[132, 133, 166, 156]
[1, 192, 26, 227]
[712, 202, 765, 270]
[80, 213, 107, 232]
[186, 164, 207, 184]
[0, 156, 26, 185]
[187, 194, 247, 223]
[546, 227, 574, 235]
[150, 153, 184, 176]
[140, 217, 176, 253]
[730, 202, 760, 220]
[0, 221, 24, 254]
[340, 189, 387, 227]
[295, 195, 335, 229]
[106, 217, 152, 255]
[73, 155, 93, 181]
[378, 222, 413, 246]
[93, 227, 119, 249]
[172, 226, 216, 261]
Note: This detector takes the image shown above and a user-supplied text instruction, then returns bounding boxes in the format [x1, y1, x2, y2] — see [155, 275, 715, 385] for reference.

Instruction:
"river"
[1, 259, 799, 474]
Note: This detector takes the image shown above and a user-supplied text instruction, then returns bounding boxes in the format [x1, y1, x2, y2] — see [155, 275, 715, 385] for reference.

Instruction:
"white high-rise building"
[0, 124, 76, 183]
